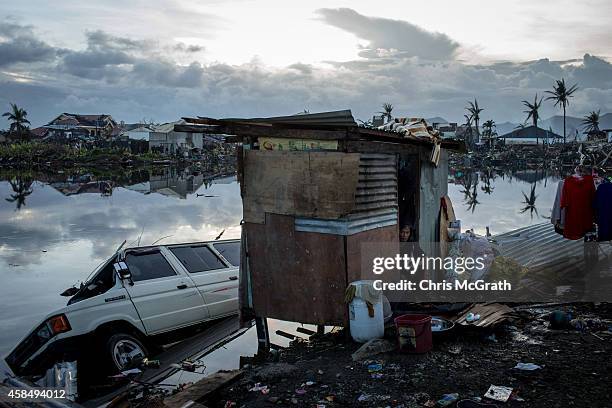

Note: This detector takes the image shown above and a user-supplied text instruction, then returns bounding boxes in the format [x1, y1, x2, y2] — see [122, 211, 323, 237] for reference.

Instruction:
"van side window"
[125, 251, 177, 282]
[170, 245, 227, 273]
[213, 242, 240, 266]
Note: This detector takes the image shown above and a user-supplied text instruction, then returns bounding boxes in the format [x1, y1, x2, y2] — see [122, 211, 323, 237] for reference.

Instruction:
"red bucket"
[394, 314, 432, 353]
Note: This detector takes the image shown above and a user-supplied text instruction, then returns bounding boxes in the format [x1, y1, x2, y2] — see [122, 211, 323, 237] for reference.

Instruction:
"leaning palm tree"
[2, 103, 30, 141]
[522, 94, 544, 145]
[582, 110, 601, 135]
[466, 99, 483, 141]
[545, 78, 578, 144]
[379, 103, 394, 123]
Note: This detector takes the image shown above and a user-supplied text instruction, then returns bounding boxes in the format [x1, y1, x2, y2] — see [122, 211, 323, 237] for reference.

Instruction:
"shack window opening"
[398, 154, 420, 243]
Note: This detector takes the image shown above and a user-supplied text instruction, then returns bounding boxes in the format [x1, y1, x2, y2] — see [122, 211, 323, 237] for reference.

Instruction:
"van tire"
[105, 333, 149, 373]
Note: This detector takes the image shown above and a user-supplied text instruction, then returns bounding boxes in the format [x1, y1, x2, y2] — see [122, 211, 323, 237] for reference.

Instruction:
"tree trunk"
[563, 105, 566, 144]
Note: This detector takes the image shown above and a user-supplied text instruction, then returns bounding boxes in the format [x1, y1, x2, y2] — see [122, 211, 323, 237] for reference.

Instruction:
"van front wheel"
[106, 333, 148, 372]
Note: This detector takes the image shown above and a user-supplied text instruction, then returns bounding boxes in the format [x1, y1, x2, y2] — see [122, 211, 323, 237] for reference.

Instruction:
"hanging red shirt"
[560, 175, 596, 240]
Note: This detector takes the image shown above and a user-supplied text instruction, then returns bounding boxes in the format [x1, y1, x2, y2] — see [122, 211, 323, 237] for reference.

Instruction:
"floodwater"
[0, 166, 561, 377]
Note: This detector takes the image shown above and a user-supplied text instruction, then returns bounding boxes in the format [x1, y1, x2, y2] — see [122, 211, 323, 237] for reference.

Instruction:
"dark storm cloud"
[0, 19, 58, 67]
[131, 60, 205, 87]
[316, 8, 459, 60]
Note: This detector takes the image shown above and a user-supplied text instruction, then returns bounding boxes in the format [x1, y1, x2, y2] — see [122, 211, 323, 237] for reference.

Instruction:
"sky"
[0, 0, 611, 127]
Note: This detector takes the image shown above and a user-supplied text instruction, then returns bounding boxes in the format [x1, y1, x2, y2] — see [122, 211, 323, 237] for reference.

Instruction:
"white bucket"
[348, 280, 384, 342]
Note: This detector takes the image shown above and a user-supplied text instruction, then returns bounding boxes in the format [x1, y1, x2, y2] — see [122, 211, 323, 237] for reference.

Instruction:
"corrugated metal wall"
[295, 153, 398, 235]
[418, 150, 448, 256]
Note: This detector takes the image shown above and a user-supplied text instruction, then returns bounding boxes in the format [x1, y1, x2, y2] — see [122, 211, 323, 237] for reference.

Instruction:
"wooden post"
[255, 317, 270, 357]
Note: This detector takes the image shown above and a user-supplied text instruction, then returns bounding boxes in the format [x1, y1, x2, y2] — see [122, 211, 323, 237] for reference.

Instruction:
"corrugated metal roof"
[221, 110, 356, 127]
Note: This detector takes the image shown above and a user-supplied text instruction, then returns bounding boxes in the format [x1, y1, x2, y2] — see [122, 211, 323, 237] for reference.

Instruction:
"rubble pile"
[206, 303, 612, 408]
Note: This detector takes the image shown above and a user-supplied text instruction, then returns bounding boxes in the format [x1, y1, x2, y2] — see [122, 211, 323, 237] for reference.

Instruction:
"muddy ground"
[206, 304, 612, 408]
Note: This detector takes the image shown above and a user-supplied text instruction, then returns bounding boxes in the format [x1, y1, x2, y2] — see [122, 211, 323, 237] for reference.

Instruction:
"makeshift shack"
[179, 111, 464, 335]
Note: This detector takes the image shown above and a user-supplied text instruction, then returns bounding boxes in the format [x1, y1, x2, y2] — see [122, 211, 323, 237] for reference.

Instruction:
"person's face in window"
[399, 226, 412, 242]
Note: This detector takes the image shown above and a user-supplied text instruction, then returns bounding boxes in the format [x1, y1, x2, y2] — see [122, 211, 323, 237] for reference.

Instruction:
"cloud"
[316, 8, 459, 61]
[0, 19, 58, 67]
[0, 12, 611, 129]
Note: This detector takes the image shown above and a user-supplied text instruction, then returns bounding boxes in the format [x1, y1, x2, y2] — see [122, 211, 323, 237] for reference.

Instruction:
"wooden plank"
[245, 214, 348, 325]
[242, 151, 361, 223]
[295, 327, 317, 336]
[275, 330, 296, 340]
[163, 370, 242, 407]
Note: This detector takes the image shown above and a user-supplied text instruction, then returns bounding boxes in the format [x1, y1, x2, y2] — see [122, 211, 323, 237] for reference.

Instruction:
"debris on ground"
[484, 385, 513, 402]
[128, 303, 612, 407]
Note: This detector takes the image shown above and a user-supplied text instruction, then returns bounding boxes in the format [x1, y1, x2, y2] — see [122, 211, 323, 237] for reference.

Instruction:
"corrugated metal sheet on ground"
[295, 153, 398, 235]
[491, 222, 612, 275]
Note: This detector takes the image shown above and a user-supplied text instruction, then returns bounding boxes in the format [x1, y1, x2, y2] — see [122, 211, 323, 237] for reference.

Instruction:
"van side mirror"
[113, 262, 133, 284]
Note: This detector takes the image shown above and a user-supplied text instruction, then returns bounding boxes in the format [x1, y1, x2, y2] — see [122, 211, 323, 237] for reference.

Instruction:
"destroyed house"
[43, 113, 118, 141]
[180, 110, 465, 326]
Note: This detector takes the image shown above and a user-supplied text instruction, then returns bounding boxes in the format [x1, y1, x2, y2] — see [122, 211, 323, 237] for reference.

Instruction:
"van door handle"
[177, 284, 188, 289]
[229, 276, 238, 281]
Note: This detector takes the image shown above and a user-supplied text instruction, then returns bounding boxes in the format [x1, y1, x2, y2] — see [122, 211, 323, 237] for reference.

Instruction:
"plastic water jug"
[348, 280, 384, 342]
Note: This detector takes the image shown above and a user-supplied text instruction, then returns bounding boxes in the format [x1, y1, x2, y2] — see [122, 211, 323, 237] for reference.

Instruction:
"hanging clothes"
[560, 175, 595, 240]
[550, 180, 565, 235]
[595, 182, 612, 241]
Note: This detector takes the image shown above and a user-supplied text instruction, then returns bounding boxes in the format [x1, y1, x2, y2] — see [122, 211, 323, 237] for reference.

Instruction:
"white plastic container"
[348, 280, 384, 342]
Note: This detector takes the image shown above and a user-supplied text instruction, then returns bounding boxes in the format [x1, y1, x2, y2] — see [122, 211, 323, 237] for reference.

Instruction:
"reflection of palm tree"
[520, 184, 539, 218]
[480, 169, 495, 194]
[6, 176, 34, 210]
[460, 173, 480, 213]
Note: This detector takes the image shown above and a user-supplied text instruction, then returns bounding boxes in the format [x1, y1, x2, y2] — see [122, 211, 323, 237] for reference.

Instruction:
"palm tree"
[379, 103, 394, 123]
[482, 119, 497, 149]
[462, 114, 474, 146]
[545, 78, 578, 144]
[466, 99, 483, 142]
[522, 94, 544, 145]
[2, 103, 30, 141]
[582, 110, 601, 135]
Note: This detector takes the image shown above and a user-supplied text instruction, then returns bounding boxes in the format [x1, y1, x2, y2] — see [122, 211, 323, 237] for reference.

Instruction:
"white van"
[5, 239, 240, 376]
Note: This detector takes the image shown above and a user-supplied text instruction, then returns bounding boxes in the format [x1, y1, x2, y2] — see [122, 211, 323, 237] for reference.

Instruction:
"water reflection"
[520, 183, 539, 219]
[5, 175, 34, 210]
[0, 167, 241, 371]
[0, 164, 569, 375]
[448, 167, 563, 235]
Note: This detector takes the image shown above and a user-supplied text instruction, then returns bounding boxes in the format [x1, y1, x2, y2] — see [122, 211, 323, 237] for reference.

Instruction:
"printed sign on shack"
[260, 137, 338, 151]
